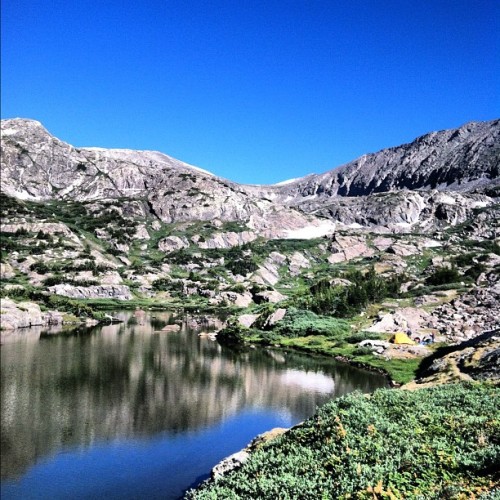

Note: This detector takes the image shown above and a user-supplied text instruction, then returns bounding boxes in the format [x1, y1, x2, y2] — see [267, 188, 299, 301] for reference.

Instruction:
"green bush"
[226, 258, 258, 276]
[274, 308, 350, 339]
[189, 383, 500, 499]
[216, 324, 249, 345]
[151, 278, 184, 293]
[300, 268, 405, 318]
[29, 262, 51, 274]
[426, 266, 461, 286]
[465, 262, 487, 281]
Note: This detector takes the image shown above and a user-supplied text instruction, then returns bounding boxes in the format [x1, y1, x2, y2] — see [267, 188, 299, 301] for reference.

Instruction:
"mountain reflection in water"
[1, 310, 387, 492]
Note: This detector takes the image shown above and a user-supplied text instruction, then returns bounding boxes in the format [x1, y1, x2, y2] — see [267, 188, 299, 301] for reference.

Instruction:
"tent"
[391, 332, 416, 345]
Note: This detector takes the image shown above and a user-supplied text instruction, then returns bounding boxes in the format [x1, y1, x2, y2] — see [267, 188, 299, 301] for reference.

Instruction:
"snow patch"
[9, 191, 42, 201]
[438, 194, 457, 205]
[283, 221, 336, 239]
[185, 164, 215, 176]
[273, 177, 300, 186]
[422, 240, 442, 248]
[1, 128, 19, 136]
[471, 201, 489, 208]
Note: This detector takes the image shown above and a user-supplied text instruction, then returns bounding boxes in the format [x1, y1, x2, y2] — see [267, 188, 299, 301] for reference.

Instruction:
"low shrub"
[426, 266, 461, 285]
[274, 308, 350, 340]
[188, 383, 500, 499]
[345, 331, 385, 344]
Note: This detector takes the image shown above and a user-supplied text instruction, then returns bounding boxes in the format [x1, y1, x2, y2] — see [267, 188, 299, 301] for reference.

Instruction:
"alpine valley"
[1, 118, 499, 498]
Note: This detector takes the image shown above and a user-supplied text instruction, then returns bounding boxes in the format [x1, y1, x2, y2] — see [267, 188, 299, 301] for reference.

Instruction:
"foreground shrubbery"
[188, 383, 500, 499]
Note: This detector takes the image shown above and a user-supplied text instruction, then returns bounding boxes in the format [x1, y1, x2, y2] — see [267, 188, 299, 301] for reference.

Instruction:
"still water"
[1, 311, 387, 499]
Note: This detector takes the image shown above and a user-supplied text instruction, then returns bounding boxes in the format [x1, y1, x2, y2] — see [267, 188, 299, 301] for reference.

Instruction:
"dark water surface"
[1, 311, 387, 499]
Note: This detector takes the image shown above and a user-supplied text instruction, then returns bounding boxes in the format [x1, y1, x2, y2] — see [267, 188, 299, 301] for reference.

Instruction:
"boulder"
[211, 451, 250, 480]
[388, 243, 418, 257]
[328, 234, 374, 263]
[252, 258, 281, 285]
[0, 262, 15, 279]
[158, 236, 190, 253]
[372, 237, 394, 251]
[132, 224, 150, 240]
[0, 298, 44, 329]
[43, 310, 64, 326]
[237, 314, 260, 328]
[219, 291, 253, 308]
[368, 307, 432, 335]
[254, 290, 286, 303]
[264, 308, 287, 328]
[211, 427, 287, 480]
[288, 252, 311, 275]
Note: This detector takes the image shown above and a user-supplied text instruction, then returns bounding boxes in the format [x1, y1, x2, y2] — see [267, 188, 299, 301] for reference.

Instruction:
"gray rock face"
[266, 119, 500, 202]
[211, 450, 249, 480]
[428, 283, 500, 342]
[48, 284, 133, 300]
[197, 231, 258, 249]
[237, 314, 260, 328]
[1, 119, 337, 237]
[158, 236, 190, 253]
[296, 190, 495, 232]
[0, 298, 44, 329]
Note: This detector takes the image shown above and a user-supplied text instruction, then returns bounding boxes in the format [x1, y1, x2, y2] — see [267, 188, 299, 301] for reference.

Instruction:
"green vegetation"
[189, 383, 500, 499]
[272, 308, 350, 338]
[217, 307, 419, 384]
[244, 238, 323, 258]
[425, 266, 461, 286]
[293, 268, 404, 318]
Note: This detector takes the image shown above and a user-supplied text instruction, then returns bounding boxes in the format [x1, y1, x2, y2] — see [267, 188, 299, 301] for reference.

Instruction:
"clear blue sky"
[2, 1, 499, 185]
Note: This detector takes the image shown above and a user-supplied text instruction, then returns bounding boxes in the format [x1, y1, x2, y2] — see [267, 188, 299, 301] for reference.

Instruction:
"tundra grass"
[265, 335, 420, 384]
[188, 382, 500, 499]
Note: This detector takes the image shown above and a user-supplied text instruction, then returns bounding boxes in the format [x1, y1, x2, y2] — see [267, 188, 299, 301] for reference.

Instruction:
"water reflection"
[1, 311, 387, 481]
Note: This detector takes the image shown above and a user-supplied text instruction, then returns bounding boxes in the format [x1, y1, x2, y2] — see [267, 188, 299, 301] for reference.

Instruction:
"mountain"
[0, 118, 333, 238]
[2, 118, 499, 497]
[274, 119, 500, 200]
[2, 118, 499, 233]
[258, 118, 500, 229]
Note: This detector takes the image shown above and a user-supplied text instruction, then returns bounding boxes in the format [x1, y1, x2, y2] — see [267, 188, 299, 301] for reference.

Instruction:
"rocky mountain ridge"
[266, 118, 500, 200]
[2, 118, 499, 234]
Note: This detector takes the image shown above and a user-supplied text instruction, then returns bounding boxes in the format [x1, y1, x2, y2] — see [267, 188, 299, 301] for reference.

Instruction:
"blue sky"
[2, 1, 499, 185]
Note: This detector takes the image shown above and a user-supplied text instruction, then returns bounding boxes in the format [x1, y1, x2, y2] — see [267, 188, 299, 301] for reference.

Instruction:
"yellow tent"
[392, 332, 416, 345]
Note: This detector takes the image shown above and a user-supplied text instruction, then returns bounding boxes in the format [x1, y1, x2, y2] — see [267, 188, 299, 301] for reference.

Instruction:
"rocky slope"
[0, 118, 333, 238]
[2, 118, 499, 234]
[263, 118, 500, 201]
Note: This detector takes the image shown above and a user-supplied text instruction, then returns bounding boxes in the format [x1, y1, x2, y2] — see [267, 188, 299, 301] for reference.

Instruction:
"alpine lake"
[1, 310, 388, 499]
